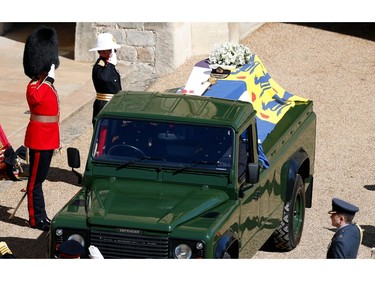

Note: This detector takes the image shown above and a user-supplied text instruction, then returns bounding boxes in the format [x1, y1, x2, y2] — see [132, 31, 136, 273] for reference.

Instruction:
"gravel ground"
[1, 22, 375, 260]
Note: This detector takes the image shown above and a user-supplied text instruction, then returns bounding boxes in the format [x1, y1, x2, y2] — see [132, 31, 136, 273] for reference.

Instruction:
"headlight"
[171, 240, 205, 258]
[55, 228, 63, 237]
[174, 244, 192, 259]
[68, 234, 85, 247]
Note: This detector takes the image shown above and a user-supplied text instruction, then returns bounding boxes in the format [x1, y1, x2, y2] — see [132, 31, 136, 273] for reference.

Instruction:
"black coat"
[92, 57, 122, 94]
[91, 57, 122, 125]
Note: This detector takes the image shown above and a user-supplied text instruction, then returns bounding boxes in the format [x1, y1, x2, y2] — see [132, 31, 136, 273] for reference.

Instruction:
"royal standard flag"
[181, 54, 309, 168]
[182, 54, 308, 143]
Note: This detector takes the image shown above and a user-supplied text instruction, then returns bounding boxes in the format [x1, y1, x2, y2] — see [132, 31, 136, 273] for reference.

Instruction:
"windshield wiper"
[172, 160, 220, 175]
[116, 156, 162, 170]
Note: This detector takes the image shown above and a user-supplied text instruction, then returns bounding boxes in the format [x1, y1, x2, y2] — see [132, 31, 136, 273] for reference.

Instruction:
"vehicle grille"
[90, 230, 169, 258]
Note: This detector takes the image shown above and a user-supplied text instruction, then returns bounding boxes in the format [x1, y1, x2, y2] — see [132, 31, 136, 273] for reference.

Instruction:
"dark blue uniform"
[327, 223, 361, 259]
[327, 198, 361, 259]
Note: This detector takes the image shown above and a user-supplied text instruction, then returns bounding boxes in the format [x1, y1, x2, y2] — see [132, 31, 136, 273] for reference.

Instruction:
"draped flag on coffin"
[180, 54, 309, 168]
[184, 54, 309, 142]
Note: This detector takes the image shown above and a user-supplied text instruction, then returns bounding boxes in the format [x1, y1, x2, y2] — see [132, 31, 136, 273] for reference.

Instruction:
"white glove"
[48, 64, 55, 79]
[88, 245, 104, 259]
[108, 49, 117, 66]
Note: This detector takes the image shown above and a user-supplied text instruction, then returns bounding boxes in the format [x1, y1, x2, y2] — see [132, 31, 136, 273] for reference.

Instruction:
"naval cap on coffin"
[23, 26, 60, 79]
[328, 197, 359, 215]
[89, 33, 121, 51]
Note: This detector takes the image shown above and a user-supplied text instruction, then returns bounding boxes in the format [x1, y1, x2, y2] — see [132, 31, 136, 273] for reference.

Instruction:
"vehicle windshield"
[92, 118, 233, 171]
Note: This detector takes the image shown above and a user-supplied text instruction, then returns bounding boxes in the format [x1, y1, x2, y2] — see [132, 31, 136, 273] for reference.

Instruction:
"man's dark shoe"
[5, 164, 21, 181]
[44, 217, 51, 225]
[31, 220, 50, 232]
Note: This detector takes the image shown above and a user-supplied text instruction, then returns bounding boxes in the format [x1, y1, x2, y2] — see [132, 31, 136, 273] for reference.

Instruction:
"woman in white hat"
[89, 33, 122, 127]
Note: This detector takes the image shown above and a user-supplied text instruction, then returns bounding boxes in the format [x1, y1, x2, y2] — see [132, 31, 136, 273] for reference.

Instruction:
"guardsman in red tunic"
[89, 33, 122, 127]
[23, 26, 60, 232]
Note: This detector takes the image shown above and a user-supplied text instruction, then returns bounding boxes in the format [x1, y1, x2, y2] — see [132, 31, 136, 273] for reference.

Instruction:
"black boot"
[4, 146, 21, 181]
[5, 163, 20, 181]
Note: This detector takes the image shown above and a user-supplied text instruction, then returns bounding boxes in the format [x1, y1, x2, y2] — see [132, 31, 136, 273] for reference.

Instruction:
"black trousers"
[27, 149, 53, 226]
[92, 99, 109, 127]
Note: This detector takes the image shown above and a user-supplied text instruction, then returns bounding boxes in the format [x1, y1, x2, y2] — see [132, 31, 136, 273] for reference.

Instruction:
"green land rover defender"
[49, 88, 316, 258]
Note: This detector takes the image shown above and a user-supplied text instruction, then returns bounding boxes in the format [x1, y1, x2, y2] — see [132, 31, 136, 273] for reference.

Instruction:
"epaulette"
[98, 59, 106, 67]
[0, 241, 13, 256]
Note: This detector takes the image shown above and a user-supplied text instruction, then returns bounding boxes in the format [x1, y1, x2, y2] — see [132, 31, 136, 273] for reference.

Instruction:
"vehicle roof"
[98, 91, 256, 131]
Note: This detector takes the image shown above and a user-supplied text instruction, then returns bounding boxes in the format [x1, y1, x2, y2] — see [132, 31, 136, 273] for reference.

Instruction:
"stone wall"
[74, 22, 264, 90]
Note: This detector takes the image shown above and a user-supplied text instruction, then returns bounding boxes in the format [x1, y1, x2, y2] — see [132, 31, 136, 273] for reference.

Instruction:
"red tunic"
[0, 124, 11, 171]
[24, 76, 60, 150]
[0, 124, 11, 150]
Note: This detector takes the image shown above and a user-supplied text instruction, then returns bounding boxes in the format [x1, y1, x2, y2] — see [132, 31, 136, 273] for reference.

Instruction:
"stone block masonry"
[75, 22, 263, 91]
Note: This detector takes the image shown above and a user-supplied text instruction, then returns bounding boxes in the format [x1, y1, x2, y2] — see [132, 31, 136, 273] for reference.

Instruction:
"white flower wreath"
[208, 42, 252, 70]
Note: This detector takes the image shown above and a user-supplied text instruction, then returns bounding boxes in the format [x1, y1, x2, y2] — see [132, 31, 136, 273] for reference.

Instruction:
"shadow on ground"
[364, 184, 375, 191]
[360, 224, 375, 248]
[0, 204, 48, 258]
[47, 166, 82, 186]
[1, 234, 49, 258]
[289, 22, 375, 42]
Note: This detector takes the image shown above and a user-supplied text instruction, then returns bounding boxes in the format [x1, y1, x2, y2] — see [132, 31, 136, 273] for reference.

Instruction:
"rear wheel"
[272, 174, 306, 251]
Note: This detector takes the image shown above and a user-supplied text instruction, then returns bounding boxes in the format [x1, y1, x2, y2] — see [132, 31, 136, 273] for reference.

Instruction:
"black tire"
[223, 251, 231, 259]
[272, 174, 306, 251]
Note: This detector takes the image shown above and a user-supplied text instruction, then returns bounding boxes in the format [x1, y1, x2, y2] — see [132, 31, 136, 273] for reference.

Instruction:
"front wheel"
[272, 174, 306, 251]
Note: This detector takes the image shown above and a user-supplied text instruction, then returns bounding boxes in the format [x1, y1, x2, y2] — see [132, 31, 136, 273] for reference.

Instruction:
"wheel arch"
[283, 148, 311, 205]
[214, 230, 239, 259]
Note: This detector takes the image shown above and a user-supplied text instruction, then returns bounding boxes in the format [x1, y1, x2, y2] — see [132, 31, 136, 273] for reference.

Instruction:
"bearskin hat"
[23, 26, 60, 79]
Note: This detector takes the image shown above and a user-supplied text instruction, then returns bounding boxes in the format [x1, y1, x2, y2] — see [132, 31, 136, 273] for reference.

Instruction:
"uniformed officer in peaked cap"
[327, 198, 362, 259]
[23, 26, 60, 232]
[89, 32, 122, 128]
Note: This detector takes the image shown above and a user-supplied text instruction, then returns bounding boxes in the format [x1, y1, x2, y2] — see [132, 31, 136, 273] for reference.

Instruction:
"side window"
[238, 132, 248, 180]
[237, 125, 255, 180]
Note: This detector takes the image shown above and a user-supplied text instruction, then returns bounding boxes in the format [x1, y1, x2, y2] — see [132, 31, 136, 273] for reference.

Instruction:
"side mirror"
[239, 163, 260, 198]
[67, 147, 80, 168]
[246, 162, 260, 184]
[67, 147, 82, 184]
